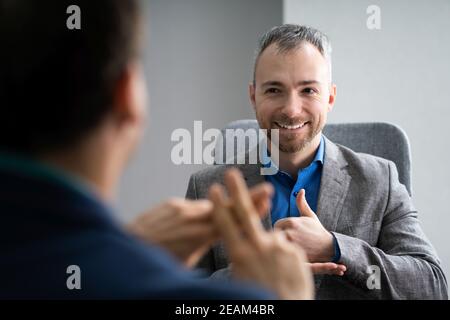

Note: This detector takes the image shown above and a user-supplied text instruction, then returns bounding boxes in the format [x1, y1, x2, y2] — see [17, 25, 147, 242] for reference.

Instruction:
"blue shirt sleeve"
[331, 232, 341, 263]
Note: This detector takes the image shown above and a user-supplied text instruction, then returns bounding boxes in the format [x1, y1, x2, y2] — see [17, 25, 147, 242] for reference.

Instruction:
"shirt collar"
[262, 134, 325, 172]
[314, 135, 325, 164]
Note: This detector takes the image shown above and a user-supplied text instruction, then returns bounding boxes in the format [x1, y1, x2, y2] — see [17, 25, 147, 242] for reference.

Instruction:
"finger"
[173, 222, 217, 242]
[335, 264, 347, 275]
[311, 268, 344, 276]
[296, 189, 317, 219]
[334, 264, 347, 271]
[308, 262, 338, 275]
[274, 218, 288, 231]
[224, 169, 264, 244]
[179, 199, 214, 220]
[249, 183, 274, 218]
[253, 197, 271, 219]
[308, 262, 346, 275]
[273, 218, 296, 231]
[208, 183, 242, 253]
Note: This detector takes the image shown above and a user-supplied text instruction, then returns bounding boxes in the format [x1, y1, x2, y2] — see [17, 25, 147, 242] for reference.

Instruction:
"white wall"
[284, 0, 450, 295]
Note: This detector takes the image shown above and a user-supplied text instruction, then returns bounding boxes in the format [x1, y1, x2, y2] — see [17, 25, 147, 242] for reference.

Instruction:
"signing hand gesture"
[274, 189, 346, 276]
[209, 169, 314, 300]
[127, 183, 273, 268]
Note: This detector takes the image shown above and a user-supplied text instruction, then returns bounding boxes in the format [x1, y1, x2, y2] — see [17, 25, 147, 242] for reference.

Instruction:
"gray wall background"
[284, 0, 450, 295]
[116, 0, 449, 295]
[116, 0, 282, 219]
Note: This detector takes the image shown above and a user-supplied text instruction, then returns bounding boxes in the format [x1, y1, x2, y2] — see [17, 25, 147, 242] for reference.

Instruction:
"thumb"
[296, 189, 317, 219]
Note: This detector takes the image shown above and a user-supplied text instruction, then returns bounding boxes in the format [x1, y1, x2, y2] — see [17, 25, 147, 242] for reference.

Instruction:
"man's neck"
[276, 134, 322, 179]
[39, 137, 120, 202]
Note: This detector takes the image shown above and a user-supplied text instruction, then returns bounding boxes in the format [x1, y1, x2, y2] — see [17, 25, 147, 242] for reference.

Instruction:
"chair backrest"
[215, 120, 412, 196]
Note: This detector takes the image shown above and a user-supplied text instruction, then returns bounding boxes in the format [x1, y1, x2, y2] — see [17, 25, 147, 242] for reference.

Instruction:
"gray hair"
[253, 24, 332, 84]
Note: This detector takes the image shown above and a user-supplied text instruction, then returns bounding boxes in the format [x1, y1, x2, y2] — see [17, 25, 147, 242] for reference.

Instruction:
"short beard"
[268, 121, 323, 154]
[255, 109, 324, 154]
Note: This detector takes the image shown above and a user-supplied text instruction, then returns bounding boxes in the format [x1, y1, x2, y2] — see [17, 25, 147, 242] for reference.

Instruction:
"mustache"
[272, 115, 310, 126]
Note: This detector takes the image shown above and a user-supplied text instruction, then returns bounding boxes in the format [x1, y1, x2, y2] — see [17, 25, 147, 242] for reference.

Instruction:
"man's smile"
[274, 121, 310, 132]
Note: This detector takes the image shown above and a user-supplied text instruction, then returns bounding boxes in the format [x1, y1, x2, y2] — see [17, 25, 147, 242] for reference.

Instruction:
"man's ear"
[112, 63, 147, 126]
[327, 84, 337, 112]
[249, 82, 256, 111]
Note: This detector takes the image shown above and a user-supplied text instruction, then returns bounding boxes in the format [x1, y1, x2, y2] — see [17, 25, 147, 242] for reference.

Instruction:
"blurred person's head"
[249, 24, 336, 155]
[0, 0, 147, 198]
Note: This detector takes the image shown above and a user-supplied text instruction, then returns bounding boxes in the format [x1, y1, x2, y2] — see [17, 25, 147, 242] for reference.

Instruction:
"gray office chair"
[214, 120, 412, 196]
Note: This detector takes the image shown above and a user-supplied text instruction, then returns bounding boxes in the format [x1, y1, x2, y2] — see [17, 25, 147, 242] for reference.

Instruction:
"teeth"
[277, 122, 307, 129]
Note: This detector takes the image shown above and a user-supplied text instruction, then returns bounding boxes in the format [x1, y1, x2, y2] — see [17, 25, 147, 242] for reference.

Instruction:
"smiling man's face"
[250, 42, 336, 153]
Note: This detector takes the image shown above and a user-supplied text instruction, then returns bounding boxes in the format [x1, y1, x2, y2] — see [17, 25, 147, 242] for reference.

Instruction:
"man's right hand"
[208, 169, 314, 300]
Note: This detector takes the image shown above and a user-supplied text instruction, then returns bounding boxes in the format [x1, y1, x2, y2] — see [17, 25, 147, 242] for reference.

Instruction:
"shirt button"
[293, 191, 299, 197]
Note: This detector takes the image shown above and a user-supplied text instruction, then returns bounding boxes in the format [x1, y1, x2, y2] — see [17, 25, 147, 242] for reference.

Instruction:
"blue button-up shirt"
[265, 135, 325, 225]
[263, 135, 340, 262]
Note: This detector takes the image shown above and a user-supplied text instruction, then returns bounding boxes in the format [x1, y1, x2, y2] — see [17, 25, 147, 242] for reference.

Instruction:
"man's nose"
[281, 92, 303, 118]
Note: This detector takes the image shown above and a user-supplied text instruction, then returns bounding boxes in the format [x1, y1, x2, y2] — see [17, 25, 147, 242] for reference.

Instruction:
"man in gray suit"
[186, 24, 448, 299]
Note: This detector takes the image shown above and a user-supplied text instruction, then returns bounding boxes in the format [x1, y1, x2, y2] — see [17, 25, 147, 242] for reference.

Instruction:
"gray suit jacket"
[186, 136, 448, 299]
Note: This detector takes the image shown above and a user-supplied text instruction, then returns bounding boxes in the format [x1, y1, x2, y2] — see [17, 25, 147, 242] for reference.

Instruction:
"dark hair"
[0, 0, 142, 154]
[253, 24, 332, 84]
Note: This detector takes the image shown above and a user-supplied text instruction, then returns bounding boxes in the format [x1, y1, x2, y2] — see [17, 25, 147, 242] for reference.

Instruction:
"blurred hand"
[127, 198, 214, 268]
[209, 169, 314, 300]
[127, 183, 273, 268]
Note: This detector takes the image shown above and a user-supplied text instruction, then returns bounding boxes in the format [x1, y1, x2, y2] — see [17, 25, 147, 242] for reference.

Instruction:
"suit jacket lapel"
[312, 136, 352, 290]
[317, 136, 352, 232]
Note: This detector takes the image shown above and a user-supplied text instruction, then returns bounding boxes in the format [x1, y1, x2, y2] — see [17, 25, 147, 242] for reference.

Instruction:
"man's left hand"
[274, 189, 340, 264]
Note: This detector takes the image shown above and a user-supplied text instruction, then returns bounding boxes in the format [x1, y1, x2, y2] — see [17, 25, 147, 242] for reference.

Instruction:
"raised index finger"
[224, 168, 264, 245]
[208, 183, 243, 254]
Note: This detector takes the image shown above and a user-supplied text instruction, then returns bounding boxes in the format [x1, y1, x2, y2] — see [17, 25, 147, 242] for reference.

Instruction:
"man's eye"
[265, 88, 281, 94]
[302, 88, 317, 94]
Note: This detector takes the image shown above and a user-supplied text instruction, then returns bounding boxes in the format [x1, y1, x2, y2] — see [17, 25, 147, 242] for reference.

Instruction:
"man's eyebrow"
[297, 80, 322, 86]
[261, 81, 284, 87]
[260, 80, 322, 87]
